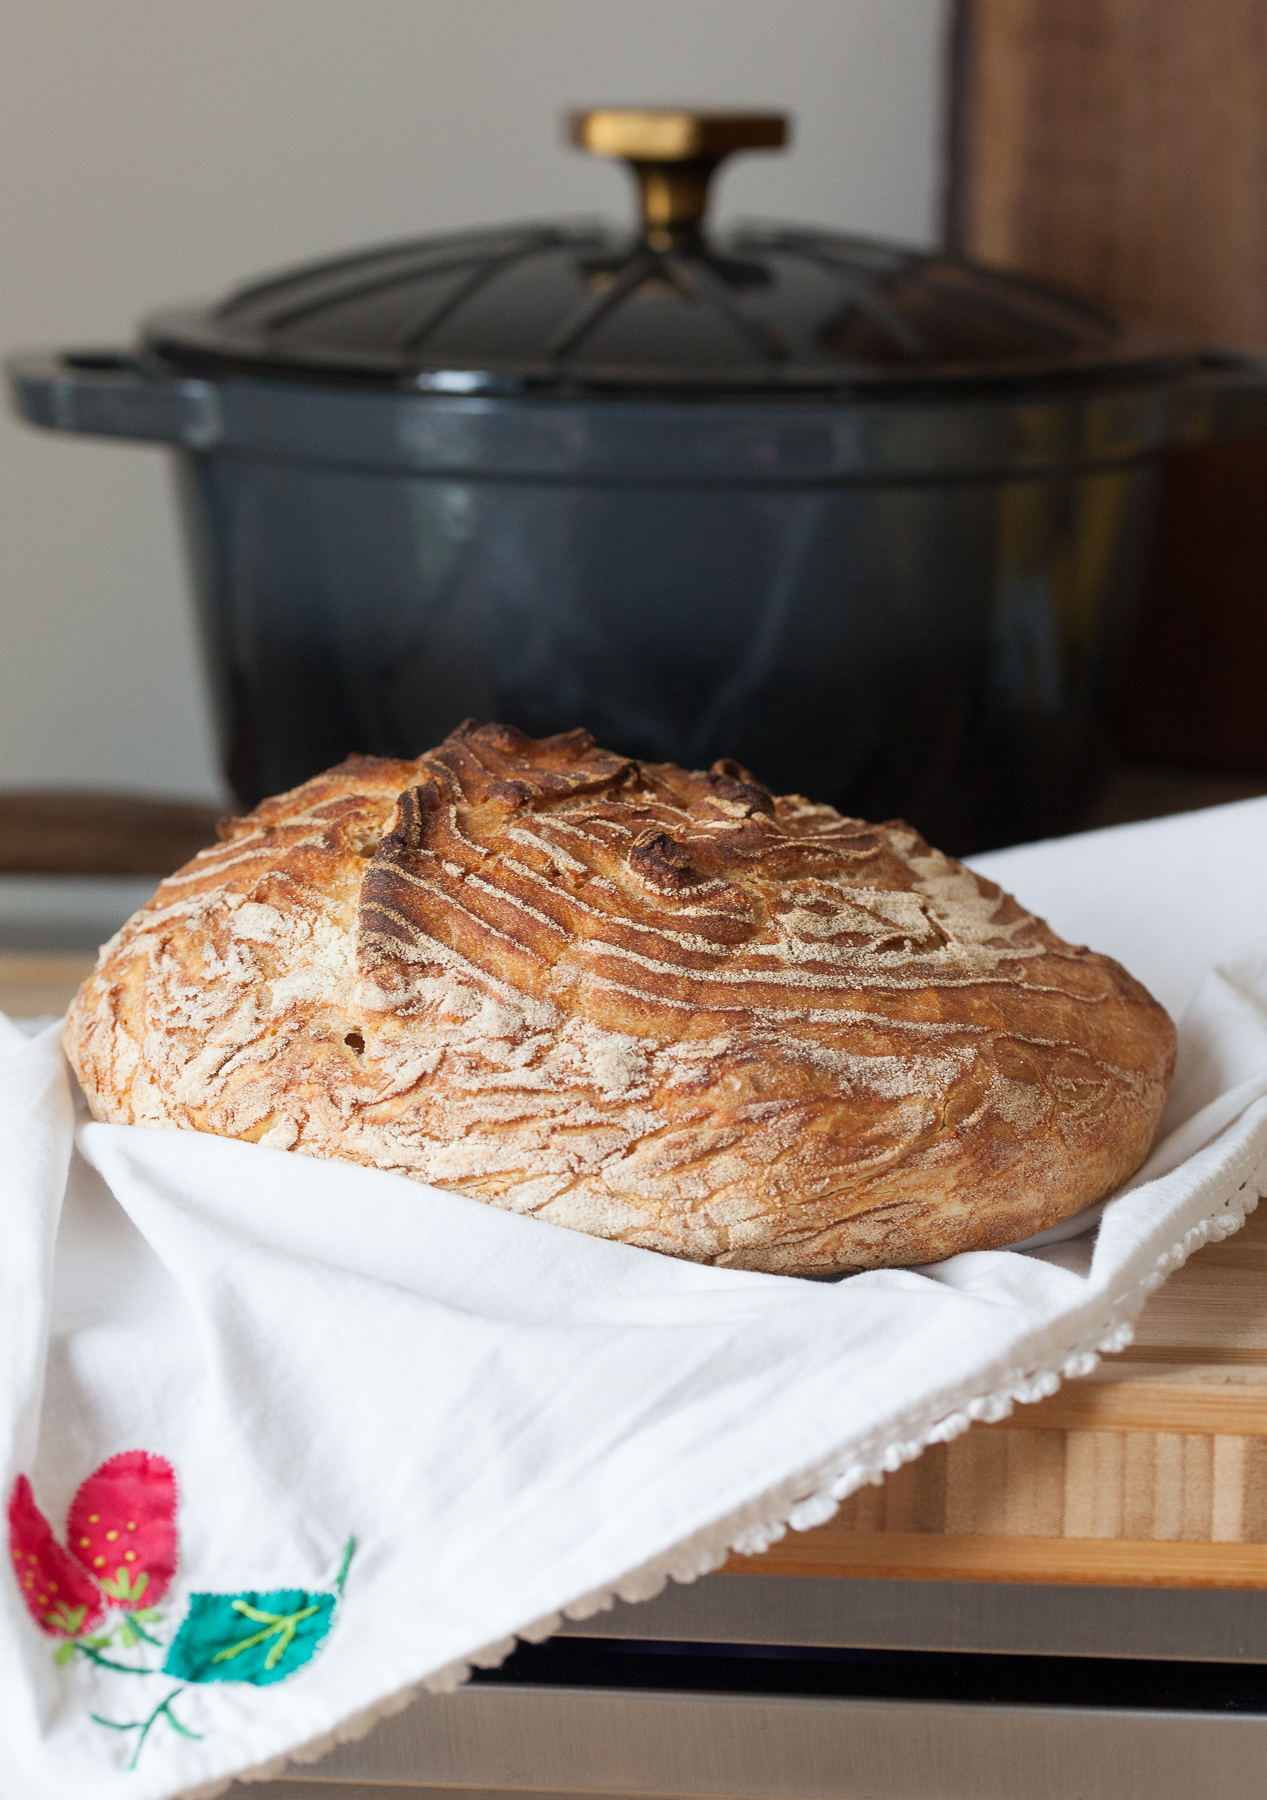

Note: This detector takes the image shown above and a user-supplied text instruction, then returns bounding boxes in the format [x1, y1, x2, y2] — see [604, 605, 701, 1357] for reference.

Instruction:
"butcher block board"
[0, 953, 96, 1021]
[3, 956, 1264, 1590]
[727, 1204, 1267, 1589]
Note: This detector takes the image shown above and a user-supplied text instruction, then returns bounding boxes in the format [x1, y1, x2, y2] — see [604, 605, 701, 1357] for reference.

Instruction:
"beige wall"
[0, 0, 947, 800]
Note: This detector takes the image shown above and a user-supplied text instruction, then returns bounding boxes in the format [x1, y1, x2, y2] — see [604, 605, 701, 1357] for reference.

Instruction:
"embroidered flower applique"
[8, 1451, 354, 1771]
[9, 1451, 175, 1653]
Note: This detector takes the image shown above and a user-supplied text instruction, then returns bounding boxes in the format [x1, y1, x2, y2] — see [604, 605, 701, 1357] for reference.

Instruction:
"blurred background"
[0, 0, 943, 804]
[2, 0, 1266, 983]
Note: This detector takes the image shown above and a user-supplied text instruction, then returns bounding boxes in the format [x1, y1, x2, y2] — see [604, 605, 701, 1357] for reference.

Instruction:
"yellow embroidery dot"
[27, 1554, 36, 1563]
[38, 1593, 47, 1606]
[92, 1556, 105, 1569]
[88, 1514, 99, 1523]
[79, 1537, 90, 1548]
[126, 1521, 137, 1531]
[48, 1582, 58, 1593]
[105, 1530, 118, 1541]
[23, 1575, 34, 1589]
[124, 1551, 136, 1563]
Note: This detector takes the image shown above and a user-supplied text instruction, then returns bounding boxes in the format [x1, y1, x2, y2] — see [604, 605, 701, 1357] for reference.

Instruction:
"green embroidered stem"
[72, 1642, 155, 1675]
[91, 1687, 201, 1771]
[334, 1536, 356, 1594]
[56, 1609, 164, 1665]
[211, 1600, 322, 1672]
[118, 1614, 163, 1649]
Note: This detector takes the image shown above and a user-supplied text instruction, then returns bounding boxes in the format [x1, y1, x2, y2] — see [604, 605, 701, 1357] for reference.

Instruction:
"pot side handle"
[1185, 352, 1267, 442]
[6, 350, 221, 448]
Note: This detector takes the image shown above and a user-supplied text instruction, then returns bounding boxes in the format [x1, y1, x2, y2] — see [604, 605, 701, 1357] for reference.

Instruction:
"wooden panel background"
[953, 0, 1267, 342]
[948, 0, 1267, 774]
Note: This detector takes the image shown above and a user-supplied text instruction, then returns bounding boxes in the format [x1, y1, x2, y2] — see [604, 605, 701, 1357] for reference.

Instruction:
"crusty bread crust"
[65, 721, 1176, 1274]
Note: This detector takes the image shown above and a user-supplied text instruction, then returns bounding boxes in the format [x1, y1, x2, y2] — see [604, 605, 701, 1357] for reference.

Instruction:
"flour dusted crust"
[65, 722, 1176, 1275]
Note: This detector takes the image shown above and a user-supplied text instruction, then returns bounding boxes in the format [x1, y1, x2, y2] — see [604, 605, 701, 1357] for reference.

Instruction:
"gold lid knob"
[567, 108, 788, 249]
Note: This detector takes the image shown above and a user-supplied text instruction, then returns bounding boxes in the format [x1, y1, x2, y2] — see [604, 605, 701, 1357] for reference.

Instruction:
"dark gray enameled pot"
[10, 332, 1267, 849]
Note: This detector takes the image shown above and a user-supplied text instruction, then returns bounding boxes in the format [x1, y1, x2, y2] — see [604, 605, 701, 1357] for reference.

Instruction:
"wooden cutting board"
[0, 954, 97, 1020]
[727, 1202, 1267, 1589]
[4, 955, 1263, 1590]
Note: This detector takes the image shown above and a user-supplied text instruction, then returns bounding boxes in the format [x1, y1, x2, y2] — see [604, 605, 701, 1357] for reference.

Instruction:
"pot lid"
[142, 108, 1190, 397]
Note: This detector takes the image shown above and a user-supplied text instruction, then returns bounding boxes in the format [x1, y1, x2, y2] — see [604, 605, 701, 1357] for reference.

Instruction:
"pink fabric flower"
[7, 1476, 105, 1638]
[8, 1451, 179, 1635]
[67, 1451, 178, 1609]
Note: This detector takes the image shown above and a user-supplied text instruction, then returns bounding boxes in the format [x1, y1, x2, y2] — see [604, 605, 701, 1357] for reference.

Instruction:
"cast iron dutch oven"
[11, 109, 1267, 849]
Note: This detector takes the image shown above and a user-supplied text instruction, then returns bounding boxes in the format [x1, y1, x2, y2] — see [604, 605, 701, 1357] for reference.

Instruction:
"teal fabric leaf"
[162, 1588, 336, 1686]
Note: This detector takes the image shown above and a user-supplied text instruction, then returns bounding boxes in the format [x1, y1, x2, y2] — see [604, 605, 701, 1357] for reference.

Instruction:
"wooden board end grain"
[0, 954, 95, 1021]
[726, 1202, 1267, 1586]
[725, 1532, 1267, 1590]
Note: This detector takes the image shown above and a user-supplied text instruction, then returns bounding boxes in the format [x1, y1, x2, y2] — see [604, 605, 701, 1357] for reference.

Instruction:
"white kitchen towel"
[3, 798, 1267, 1800]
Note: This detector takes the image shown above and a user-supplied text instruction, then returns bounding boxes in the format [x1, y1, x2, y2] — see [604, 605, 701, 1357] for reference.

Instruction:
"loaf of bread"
[65, 722, 1176, 1274]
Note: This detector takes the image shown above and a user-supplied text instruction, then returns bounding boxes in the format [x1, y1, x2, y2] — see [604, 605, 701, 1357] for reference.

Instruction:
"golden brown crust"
[64, 722, 1176, 1275]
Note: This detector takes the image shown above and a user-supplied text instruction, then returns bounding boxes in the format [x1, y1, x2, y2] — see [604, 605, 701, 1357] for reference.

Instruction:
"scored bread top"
[65, 720, 1176, 1274]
